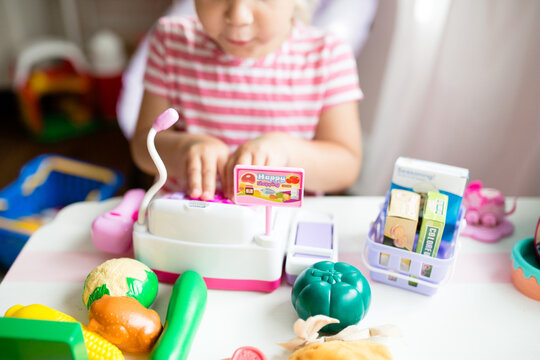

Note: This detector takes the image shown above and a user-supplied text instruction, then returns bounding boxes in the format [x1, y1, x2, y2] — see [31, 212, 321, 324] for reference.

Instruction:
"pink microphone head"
[152, 108, 179, 132]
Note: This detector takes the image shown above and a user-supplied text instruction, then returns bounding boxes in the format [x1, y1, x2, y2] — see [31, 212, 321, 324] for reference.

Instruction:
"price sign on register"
[234, 165, 305, 207]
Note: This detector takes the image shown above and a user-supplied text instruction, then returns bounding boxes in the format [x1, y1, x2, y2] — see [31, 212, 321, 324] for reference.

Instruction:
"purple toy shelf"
[363, 200, 464, 296]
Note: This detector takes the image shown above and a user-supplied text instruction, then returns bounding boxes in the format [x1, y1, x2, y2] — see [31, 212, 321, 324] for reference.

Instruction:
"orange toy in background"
[88, 295, 162, 353]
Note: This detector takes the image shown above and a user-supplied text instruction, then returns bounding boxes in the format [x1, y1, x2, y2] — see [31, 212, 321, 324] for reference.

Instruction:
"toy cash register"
[93, 108, 337, 292]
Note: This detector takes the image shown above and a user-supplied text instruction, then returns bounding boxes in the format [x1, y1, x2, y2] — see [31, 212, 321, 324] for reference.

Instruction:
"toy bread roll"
[88, 295, 162, 353]
[289, 340, 392, 360]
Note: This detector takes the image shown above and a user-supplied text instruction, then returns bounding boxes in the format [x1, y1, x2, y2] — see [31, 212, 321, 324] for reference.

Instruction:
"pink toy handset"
[90, 109, 178, 254]
[461, 180, 517, 243]
[91, 188, 145, 254]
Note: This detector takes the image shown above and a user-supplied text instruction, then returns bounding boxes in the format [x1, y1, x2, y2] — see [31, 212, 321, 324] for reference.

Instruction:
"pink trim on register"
[153, 269, 281, 292]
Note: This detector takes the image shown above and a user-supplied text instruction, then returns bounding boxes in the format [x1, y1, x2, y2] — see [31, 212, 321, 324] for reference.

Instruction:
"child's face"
[195, 0, 295, 59]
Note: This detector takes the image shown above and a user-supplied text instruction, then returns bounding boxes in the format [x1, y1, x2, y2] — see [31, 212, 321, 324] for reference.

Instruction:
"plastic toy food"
[83, 258, 158, 309]
[230, 346, 267, 360]
[463, 180, 516, 227]
[288, 340, 391, 360]
[292, 261, 371, 333]
[5, 304, 124, 360]
[0, 317, 90, 360]
[88, 295, 162, 353]
[150, 271, 207, 360]
[511, 237, 540, 301]
[280, 315, 399, 359]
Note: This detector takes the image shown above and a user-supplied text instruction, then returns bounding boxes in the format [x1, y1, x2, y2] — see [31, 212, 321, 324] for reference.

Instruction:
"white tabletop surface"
[1, 196, 539, 360]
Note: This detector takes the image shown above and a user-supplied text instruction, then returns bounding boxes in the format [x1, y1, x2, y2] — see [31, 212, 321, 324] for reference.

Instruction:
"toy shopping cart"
[363, 197, 464, 296]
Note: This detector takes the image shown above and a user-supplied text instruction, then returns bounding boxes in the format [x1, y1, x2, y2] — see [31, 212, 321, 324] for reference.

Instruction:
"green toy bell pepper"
[292, 261, 371, 333]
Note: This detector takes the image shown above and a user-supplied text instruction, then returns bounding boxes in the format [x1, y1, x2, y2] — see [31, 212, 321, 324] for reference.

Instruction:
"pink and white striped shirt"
[144, 16, 363, 149]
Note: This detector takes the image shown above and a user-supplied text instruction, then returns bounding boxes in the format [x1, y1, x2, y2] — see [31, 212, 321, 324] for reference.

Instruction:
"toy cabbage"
[292, 261, 371, 333]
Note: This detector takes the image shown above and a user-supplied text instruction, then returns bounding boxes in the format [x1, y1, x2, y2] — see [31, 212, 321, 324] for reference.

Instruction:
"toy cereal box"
[391, 157, 468, 227]
[415, 191, 448, 257]
[383, 189, 420, 251]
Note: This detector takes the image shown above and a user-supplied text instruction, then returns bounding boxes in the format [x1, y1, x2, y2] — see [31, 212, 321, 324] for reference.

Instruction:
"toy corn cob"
[5, 304, 124, 360]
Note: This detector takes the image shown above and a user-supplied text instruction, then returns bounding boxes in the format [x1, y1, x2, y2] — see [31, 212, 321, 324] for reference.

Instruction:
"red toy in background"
[88, 30, 126, 122]
[461, 180, 517, 243]
[13, 39, 98, 142]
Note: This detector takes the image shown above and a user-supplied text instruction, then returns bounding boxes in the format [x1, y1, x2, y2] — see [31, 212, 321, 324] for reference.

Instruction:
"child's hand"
[223, 132, 291, 199]
[182, 135, 230, 201]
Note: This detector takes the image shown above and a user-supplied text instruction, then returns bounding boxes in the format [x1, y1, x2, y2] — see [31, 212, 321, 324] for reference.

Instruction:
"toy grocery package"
[390, 157, 468, 242]
[382, 189, 420, 251]
[364, 157, 468, 295]
[416, 192, 448, 258]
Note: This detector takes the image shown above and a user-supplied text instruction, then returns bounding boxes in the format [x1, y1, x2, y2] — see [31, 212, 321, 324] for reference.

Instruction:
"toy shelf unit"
[363, 198, 464, 296]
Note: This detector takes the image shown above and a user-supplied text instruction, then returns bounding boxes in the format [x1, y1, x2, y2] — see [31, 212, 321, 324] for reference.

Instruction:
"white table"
[1, 197, 539, 360]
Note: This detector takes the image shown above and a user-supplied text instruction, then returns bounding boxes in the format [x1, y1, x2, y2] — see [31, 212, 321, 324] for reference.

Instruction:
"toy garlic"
[279, 315, 399, 360]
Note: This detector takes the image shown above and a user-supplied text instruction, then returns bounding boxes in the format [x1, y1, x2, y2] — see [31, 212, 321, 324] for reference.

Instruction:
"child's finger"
[235, 151, 253, 167]
[186, 155, 202, 199]
[216, 153, 227, 195]
[200, 154, 217, 201]
[251, 151, 268, 166]
[223, 155, 236, 200]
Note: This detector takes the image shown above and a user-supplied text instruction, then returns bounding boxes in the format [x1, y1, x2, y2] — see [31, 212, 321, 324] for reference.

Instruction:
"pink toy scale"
[461, 180, 517, 243]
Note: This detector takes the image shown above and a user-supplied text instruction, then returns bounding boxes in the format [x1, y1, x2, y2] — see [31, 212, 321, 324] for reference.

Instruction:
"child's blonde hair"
[294, 0, 319, 24]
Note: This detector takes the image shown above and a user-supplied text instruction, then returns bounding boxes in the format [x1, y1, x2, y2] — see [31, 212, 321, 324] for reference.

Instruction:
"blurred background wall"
[0, 0, 538, 195]
[353, 0, 539, 196]
[0, 0, 173, 88]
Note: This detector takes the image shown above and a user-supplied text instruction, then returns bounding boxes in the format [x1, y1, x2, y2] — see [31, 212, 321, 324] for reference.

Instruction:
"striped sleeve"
[322, 37, 363, 110]
[144, 18, 170, 98]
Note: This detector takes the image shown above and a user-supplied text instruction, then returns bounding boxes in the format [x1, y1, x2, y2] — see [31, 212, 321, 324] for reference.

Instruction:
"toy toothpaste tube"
[390, 157, 468, 232]
[415, 191, 448, 257]
[383, 189, 420, 251]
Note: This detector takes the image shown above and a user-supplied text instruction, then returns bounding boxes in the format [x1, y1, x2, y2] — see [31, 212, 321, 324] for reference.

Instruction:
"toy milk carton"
[383, 189, 420, 251]
[416, 192, 448, 257]
[391, 157, 469, 231]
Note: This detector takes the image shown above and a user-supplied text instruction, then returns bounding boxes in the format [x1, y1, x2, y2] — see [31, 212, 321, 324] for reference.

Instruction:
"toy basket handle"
[13, 39, 89, 89]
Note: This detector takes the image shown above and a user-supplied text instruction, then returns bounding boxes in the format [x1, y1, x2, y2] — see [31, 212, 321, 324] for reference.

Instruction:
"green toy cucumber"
[150, 271, 208, 360]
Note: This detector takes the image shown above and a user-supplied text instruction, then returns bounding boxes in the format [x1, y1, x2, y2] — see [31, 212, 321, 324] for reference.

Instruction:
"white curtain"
[352, 0, 540, 196]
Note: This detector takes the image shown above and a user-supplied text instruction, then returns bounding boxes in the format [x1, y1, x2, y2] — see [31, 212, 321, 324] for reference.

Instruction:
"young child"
[131, 0, 363, 201]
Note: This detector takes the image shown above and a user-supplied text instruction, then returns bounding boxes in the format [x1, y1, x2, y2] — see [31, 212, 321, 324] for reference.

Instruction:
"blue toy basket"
[362, 196, 464, 296]
[0, 154, 123, 268]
